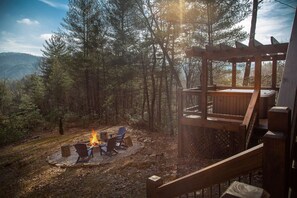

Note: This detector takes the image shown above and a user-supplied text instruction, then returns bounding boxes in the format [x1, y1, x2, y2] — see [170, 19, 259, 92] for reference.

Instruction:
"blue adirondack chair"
[116, 127, 127, 149]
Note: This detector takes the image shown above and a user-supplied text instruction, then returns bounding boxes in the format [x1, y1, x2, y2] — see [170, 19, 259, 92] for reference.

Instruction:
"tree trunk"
[85, 67, 91, 114]
[135, 0, 182, 88]
[59, 117, 64, 135]
[249, 0, 259, 47]
[244, 0, 260, 86]
[243, 62, 251, 86]
[207, 2, 213, 85]
[158, 57, 165, 127]
[165, 64, 174, 135]
[150, 41, 157, 131]
[141, 53, 151, 128]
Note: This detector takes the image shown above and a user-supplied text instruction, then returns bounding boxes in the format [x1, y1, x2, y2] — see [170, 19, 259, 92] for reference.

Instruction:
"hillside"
[0, 126, 212, 197]
[0, 52, 41, 80]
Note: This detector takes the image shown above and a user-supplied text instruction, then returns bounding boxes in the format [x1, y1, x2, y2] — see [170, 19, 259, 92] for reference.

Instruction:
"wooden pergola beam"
[186, 43, 288, 61]
[229, 54, 286, 62]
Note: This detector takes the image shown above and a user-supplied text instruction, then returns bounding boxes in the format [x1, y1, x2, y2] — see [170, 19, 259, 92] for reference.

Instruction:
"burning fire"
[89, 129, 100, 146]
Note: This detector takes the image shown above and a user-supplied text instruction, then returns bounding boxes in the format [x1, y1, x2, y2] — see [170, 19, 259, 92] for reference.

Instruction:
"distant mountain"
[0, 52, 41, 80]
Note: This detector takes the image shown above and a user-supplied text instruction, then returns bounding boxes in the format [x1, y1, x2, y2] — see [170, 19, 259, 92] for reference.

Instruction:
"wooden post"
[263, 107, 291, 198]
[232, 62, 237, 88]
[271, 56, 277, 89]
[254, 56, 262, 90]
[201, 56, 208, 119]
[61, 145, 71, 157]
[268, 107, 291, 134]
[124, 136, 133, 147]
[147, 175, 163, 198]
[254, 56, 261, 125]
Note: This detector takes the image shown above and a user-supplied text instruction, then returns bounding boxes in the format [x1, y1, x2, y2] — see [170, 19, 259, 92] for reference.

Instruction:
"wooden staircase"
[147, 107, 292, 198]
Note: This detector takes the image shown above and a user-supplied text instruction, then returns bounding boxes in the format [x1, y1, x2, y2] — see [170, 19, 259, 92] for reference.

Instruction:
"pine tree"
[62, 0, 103, 114]
[41, 34, 69, 81]
[106, 0, 137, 57]
[103, 0, 139, 121]
[186, 0, 251, 85]
[189, 0, 251, 46]
[40, 34, 73, 122]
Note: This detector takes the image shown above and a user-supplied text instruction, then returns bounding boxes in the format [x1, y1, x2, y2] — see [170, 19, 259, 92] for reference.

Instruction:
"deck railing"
[181, 88, 253, 119]
[179, 88, 260, 151]
[148, 107, 291, 198]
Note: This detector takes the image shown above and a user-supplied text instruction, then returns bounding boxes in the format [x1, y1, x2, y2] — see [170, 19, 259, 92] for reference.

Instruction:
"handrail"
[183, 86, 279, 91]
[155, 144, 263, 198]
[242, 89, 260, 128]
[241, 89, 260, 149]
[215, 85, 279, 91]
[182, 89, 253, 97]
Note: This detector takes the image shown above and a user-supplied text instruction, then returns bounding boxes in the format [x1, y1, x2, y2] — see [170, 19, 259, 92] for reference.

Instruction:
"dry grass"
[0, 125, 223, 197]
[0, 126, 188, 197]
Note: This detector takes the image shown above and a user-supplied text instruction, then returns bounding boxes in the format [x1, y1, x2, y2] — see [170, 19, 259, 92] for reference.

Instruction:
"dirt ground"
[0, 126, 216, 198]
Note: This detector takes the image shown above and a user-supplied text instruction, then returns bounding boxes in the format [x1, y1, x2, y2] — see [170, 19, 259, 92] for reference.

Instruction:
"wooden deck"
[178, 87, 277, 157]
[182, 88, 275, 119]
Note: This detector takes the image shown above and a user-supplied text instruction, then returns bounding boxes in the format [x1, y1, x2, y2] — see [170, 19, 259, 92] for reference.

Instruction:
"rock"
[143, 138, 151, 143]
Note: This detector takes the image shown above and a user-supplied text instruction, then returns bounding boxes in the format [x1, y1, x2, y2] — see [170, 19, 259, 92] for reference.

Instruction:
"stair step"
[221, 181, 270, 198]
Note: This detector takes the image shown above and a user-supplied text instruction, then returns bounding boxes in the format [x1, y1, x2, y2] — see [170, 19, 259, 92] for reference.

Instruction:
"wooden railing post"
[271, 56, 277, 89]
[263, 107, 291, 198]
[232, 62, 236, 88]
[147, 175, 163, 198]
[201, 56, 208, 119]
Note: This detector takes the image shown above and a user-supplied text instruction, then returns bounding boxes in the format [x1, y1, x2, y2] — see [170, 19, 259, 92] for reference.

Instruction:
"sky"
[0, 0, 296, 56]
[0, 0, 68, 56]
[240, 0, 297, 44]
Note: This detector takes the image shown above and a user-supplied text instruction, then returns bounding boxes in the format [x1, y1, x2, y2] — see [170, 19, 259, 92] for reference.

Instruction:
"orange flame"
[89, 129, 100, 146]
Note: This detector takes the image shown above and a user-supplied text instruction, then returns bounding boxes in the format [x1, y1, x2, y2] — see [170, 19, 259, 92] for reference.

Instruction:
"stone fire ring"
[47, 142, 144, 168]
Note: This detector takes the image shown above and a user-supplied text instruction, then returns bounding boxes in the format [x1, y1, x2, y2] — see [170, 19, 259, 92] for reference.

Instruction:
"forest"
[1, 0, 284, 146]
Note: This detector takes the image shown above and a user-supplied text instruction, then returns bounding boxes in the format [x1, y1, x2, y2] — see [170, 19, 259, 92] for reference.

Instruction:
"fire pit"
[89, 129, 102, 146]
[47, 127, 144, 167]
[92, 145, 101, 153]
[87, 129, 105, 154]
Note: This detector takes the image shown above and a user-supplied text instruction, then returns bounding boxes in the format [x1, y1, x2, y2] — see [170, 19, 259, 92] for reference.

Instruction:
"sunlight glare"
[179, 0, 185, 27]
